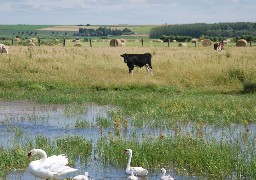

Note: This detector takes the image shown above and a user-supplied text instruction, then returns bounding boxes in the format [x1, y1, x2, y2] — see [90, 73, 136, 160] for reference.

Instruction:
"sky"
[0, 0, 255, 25]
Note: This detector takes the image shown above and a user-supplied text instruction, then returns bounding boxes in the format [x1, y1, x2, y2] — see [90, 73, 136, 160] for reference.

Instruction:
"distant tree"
[150, 22, 256, 38]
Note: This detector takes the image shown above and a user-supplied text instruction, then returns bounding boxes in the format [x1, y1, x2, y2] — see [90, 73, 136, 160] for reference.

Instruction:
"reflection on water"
[0, 101, 255, 180]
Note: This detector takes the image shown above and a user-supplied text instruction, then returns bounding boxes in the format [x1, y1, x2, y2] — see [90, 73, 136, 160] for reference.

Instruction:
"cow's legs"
[145, 65, 149, 74]
[145, 64, 153, 75]
[129, 68, 134, 75]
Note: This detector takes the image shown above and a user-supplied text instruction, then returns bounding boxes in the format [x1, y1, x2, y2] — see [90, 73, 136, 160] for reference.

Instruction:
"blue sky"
[0, 0, 255, 25]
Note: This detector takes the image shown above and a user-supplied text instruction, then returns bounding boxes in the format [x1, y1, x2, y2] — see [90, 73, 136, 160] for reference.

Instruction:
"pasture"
[0, 44, 256, 179]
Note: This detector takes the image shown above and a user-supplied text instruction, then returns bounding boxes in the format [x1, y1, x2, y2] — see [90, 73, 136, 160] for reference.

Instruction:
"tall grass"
[96, 133, 256, 179]
[0, 46, 256, 125]
[1, 46, 255, 90]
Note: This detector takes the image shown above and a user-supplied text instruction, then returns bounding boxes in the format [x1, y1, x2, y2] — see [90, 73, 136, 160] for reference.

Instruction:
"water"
[0, 101, 255, 180]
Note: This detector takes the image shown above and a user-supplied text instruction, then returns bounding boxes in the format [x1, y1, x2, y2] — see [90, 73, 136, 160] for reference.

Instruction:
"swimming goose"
[160, 168, 174, 180]
[127, 168, 138, 180]
[27, 148, 78, 180]
[124, 149, 148, 176]
[73, 171, 89, 180]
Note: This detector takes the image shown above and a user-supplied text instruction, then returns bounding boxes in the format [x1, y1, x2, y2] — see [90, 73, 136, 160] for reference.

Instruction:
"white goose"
[124, 149, 148, 176]
[127, 168, 138, 180]
[160, 168, 174, 180]
[73, 171, 89, 180]
[27, 148, 78, 180]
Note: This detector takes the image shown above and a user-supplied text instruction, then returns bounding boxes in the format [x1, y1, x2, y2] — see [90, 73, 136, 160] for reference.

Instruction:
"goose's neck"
[126, 154, 132, 170]
[36, 149, 47, 159]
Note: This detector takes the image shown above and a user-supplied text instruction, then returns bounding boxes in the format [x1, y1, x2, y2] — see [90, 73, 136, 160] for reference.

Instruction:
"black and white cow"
[214, 42, 224, 51]
[120, 53, 153, 75]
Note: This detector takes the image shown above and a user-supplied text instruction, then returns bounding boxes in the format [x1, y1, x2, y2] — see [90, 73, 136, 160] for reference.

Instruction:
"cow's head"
[120, 54, 128, 63]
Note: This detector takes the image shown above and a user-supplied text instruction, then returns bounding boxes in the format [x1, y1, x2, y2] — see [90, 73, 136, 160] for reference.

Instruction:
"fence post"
[168, 39, 170, 47]
[250, 40, 252, 47]
[63, 39, 66, 47]
[38, 39, 41, 46]
[141, 39, 144, 47]
[12, 39, 14, 46]
[194, 41, 197, 47]
[90, 38, 92, 47]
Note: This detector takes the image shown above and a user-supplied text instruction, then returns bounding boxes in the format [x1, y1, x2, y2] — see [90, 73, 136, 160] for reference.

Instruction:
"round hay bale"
[14, 38, 21, 42]
[27, 39, 33, 43]
[191, 39, 197, 43]
[27, 42, 35, 46]
[152, 39, 163, 43]
[120, 39, 127, 43]
[178, 43, 187, 47]
[236, 39, 247, 47]
[74, 42, 82, 47]
[226, 38, 233, 43]
[30, 38, 36, 42]
[223, 40, 228, 44]
[202, 39, 212, 47]
[110, 39, 122, 47]
[172, 40, 176, 42]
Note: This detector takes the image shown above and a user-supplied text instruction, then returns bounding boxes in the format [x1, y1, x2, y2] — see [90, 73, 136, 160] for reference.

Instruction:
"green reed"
[96, 134, 256, 179]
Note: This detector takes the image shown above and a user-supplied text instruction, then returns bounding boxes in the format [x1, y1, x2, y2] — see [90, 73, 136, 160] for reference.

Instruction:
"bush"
[243, 81, 256, 93]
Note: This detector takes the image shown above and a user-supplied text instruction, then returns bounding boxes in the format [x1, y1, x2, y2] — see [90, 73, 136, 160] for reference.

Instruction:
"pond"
[0, 101, 255, 180]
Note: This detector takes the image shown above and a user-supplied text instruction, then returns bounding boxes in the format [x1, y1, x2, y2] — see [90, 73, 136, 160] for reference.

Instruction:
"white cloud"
[0, 0, 254, 25]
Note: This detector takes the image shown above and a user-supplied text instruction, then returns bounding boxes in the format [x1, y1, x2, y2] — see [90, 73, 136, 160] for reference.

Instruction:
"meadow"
[0, 43, 256, 179]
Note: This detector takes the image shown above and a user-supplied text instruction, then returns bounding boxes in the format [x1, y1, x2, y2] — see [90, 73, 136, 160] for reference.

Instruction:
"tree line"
[74, 27, 134, 36]
[149, 22, 256, 40]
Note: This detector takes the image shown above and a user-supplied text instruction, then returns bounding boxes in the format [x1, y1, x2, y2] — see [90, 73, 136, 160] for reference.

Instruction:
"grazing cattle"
[120, 53, 153, 75]
[0, 44, 9, 54]
[214, 42, 224, 51]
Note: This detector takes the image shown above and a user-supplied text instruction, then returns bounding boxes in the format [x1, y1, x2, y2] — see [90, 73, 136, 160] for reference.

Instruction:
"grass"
[0, 44, 256, 178]
[0, 46, 256, 126]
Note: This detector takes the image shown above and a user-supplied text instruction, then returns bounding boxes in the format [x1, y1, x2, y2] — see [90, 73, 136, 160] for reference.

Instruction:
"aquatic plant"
[96, 133, 256, 179]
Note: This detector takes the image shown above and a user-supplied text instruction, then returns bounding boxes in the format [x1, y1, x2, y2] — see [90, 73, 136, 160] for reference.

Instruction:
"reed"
[96, 133, 256, 179]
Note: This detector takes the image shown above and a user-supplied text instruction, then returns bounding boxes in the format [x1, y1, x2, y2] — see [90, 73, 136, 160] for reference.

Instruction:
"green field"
[0, 24, 155, 39]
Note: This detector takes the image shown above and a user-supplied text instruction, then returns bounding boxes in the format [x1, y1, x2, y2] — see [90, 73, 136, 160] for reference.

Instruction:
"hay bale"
[48, 43, 55, 46]
[202, 39, 212, 47]
[74, 42, 82, 47]
[152, 39, 163, 43]
[191, 39, 197, 43]
[223, 40, 228, 44]
[110, 39, 122, 47]
[236, 39, 247, 47]
[172, 40, 176, 42]
[27, 42, 35, 46]
[178, 43, 187, 47]
[120, 39, 127, 43]
[14, 38, 21, 42]
[27, 39, 33, 43]
[226, 38, 233, 43]
[30, 38, 36, 42]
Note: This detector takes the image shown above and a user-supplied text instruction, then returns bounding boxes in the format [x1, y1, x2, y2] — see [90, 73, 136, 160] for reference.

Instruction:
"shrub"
[242, 81, 256, 93]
